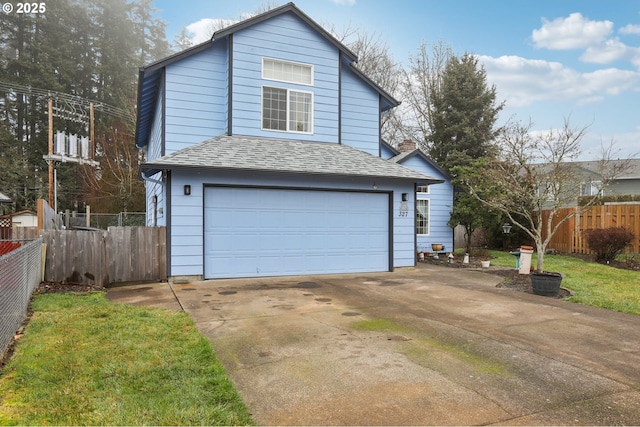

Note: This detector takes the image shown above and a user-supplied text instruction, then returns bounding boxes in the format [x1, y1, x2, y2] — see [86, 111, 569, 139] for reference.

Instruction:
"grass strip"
[0, 292, 254, 426]
[489, 250, 640, 315]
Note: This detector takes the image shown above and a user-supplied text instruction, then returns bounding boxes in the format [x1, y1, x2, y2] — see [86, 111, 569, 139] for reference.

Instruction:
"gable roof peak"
[212, 2, 357, 62]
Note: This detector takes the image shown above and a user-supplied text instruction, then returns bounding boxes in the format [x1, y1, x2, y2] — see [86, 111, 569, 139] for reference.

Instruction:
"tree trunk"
[536, 246, 545, 273]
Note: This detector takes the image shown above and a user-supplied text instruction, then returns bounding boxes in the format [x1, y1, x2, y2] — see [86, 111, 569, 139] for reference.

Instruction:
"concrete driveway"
[107, 264, 640, 425]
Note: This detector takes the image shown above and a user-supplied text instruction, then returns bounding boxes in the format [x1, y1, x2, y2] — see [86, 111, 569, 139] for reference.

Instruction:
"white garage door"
[204, 187, 390, 278]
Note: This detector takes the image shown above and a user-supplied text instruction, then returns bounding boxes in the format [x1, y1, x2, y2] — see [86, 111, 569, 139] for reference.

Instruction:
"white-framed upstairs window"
[262, 57, 313, 85]
[416, 185, 430, 194]
[262, 86, 313, 133]
[261, 57, 314, 134]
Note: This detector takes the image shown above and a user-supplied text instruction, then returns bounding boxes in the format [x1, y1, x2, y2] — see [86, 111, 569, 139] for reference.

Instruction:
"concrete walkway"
[107, 264, 640, 425]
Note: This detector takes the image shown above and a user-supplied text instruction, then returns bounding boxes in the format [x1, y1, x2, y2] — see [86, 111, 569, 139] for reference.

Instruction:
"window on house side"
[581, 181, 603, 196]
[416, 198, 429, 235]
[262, 86, 313, 133]
[263, 58, 313, 85]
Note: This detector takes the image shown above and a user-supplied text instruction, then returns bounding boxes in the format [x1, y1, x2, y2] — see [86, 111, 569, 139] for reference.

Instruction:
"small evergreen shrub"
[584, 227, 635, 263]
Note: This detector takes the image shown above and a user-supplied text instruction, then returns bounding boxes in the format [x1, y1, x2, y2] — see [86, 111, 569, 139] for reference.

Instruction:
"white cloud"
[186, 18, 238, 45]
[620, 24, 640, 35]
[479, 55, 640, 107]
[532, 13, 613, 50]
[580, 37, 630, 63]
[330, 0, 356, 5]
[578, 129, 640, 160]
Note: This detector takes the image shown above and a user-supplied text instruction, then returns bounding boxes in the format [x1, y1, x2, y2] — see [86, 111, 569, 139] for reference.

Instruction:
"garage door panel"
[204, 187, 389, 278]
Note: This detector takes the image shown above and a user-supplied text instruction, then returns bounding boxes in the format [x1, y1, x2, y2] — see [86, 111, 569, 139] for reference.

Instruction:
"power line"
[0, 81, 134, 124]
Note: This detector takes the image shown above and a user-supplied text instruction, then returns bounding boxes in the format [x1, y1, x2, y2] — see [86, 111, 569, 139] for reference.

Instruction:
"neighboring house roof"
[135, 2, 399, 149]
[9, 209, 36, 217]
[141, 135, 444, 183]
[569, 158, 640, 181]
[0, 191, 11, 204]
[533, 158, 640, 180]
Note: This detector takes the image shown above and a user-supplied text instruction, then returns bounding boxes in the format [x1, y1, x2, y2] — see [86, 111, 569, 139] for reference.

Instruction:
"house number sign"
[399, 193, 409, 217]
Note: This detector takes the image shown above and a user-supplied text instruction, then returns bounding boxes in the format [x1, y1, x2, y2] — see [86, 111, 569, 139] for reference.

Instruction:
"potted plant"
[457, 118, 631, 296]
[530, 270, 563, 296]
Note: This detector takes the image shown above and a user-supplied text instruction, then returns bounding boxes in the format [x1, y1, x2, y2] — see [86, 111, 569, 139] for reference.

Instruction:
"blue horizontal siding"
[164, 43, 228, 154]
[399, 156, 453, 253]
[341, 66, 379, 155]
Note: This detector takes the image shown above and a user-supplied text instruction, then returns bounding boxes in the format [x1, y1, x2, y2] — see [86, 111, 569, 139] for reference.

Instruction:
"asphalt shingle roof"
[142, 135, 443, 183]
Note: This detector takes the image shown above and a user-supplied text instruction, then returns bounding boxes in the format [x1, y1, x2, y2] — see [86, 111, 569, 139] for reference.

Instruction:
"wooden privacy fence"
[42, 226, 166, 286]
[544, 203, 640, 254]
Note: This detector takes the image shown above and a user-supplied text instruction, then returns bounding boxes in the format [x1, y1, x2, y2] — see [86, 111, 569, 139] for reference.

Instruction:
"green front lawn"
[489, 250, 640, 315]
[0, 292, 254, 426]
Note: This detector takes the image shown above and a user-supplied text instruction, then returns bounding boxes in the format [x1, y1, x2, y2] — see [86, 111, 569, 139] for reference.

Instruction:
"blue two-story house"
[135, 2, 443, 281]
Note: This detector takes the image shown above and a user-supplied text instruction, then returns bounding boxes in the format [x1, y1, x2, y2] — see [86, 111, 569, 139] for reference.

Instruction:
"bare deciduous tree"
[81, 100, 145, 213]
[462, 117, 630, 272]
[400, 40, 454, 152]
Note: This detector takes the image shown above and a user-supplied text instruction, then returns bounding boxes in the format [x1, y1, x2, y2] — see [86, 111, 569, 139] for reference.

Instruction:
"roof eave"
[348, 64, 399, 110]
[140, 162, 441, 184]
[142, 39, 214, 73]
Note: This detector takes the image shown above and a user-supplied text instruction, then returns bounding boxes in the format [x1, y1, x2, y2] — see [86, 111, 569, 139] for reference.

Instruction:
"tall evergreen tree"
[429, 54, 503, 173]
[426, 54, 504, 252]
[131, 0, 172, 64]
[0, 0, 170, 214]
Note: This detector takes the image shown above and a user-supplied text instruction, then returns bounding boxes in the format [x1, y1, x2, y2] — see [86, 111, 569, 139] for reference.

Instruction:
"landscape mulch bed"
[422, 251, 639, 299]
[35, 281, 106, 294]
[421, 256, 574, 298]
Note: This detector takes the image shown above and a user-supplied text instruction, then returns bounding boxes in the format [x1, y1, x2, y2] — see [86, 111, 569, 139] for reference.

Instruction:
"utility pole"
[90, 102, 94, 160]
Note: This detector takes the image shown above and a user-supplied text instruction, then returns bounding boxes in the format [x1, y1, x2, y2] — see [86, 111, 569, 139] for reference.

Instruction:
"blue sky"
[153, 0, 640, 160]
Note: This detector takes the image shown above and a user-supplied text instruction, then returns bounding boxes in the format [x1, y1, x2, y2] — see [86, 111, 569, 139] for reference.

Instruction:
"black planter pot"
[530, 272, 563, 297]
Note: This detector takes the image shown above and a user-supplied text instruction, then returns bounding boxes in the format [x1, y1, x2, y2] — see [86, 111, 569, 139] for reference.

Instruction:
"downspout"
[227, 35, 233, 135]
[338, 55, 342, 144]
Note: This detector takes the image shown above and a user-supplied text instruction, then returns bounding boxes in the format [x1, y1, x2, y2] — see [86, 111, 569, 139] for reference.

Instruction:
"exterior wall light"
[184, 185, 191, 196]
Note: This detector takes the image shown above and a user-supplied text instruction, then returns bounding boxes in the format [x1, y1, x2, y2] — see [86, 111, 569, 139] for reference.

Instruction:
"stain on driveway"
[108, 265, 640, 425]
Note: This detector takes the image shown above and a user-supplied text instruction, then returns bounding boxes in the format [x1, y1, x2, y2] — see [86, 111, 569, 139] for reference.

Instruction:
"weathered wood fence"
[544, 203, 640, 254]
[42, 226, 166, 286]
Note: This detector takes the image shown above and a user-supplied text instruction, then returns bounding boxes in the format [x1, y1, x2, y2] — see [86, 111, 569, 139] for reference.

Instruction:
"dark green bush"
[584, 227, 635, 263]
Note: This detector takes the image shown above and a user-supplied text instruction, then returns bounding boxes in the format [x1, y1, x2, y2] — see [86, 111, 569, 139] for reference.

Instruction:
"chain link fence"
[0, 239, 43, 357]
[61, 212, 146, 229]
